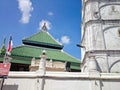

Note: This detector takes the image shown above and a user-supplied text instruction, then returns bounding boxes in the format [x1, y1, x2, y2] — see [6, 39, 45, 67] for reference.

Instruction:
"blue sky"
[0, 0, 82, 59]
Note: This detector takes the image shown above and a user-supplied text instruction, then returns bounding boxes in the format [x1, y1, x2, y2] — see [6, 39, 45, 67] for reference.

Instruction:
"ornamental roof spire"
[42, 23, 47, 32]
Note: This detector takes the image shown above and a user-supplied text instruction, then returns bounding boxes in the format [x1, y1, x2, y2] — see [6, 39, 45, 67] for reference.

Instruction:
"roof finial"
[42, 23, 47, 32]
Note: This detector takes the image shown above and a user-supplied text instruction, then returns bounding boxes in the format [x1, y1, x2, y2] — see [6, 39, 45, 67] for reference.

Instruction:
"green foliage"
[0, 44, 6, 55]
[0, 37, 6, 55]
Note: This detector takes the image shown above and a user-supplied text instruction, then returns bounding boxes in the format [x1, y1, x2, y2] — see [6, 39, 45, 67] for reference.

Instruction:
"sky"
[0, 0, 82, 60]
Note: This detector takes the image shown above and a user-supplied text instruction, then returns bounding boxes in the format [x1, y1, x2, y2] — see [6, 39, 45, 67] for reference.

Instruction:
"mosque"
[0, 0, 120, 90]
[0, 23, 80, 72]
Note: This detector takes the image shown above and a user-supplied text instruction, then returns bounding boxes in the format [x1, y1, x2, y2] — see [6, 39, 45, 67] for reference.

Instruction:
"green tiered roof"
[11, 45, 80, 70]
[0, 24, 80, 70]
[11, 45, 80, 63]
[22, 31, 63, 49]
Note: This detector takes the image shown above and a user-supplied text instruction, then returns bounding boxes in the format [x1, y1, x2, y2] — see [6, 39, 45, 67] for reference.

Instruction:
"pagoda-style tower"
[81, 0, 120, 73]
[2, 23, 80, 71]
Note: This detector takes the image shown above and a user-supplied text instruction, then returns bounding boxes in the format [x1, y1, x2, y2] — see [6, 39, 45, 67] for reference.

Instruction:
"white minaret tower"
[81, 0, 120, 73]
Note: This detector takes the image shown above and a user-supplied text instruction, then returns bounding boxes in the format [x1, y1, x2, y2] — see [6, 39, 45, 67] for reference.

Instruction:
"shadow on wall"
[3, 85, 18, 90]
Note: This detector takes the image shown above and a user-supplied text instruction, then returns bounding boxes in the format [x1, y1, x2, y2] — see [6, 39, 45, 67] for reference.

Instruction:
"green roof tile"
[0, 56, 31, 64]
[11, 45, 80, 64]
[22, 31, 63, 49]
[0, 55, 80, 70]
[0, 43, 81, 70]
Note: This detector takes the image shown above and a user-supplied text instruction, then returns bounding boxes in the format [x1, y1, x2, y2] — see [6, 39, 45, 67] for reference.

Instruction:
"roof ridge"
[47, 32, 62, 46]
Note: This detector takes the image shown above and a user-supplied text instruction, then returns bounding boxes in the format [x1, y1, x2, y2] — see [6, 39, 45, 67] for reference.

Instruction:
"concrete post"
[88, 55, 101, 90]
[31, 57, 36, 66]
[88, 55, 98, 72]
[38, 50, 47, 74]
[37, 50, 47, 90]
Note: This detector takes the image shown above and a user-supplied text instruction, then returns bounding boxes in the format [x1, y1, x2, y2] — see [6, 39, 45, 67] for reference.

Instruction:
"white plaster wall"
[85, 24, 120, 51]
[2, 72, 120, 90]
[95, 55, 108, 73]
[85, 24, 105, 51]
[108, 55, 120, 73]
[3, 78, 37, 90]
[84, 1, 100, 23]
[100, 5, 120, 20]
[81, 0, 120, 73]
[83, 1, 120, 22]
[102, 80, 120, 90]
[44, 79, 90, 90]
[85, 3, 92, 22]
[82, 51, 120, 73]
[104, 26, 120, 50]
[2, 72, 91, 90]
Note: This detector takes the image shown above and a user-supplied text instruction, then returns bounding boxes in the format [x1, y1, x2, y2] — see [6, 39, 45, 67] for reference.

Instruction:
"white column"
[38, 50, 46, 74]
[88, 55, 98, 72]
[31, 57, 36, 66]
[37, 50, 46, 90]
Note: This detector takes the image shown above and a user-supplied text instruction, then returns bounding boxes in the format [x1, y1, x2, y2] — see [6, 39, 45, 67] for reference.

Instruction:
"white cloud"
[61, 36, 70, 44]
[18, 0, 33, 24]
[39, 20, 51, 30]
[48, 12, 54, 16]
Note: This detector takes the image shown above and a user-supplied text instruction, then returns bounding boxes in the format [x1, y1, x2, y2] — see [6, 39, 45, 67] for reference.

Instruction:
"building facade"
[1, 1, 120, 90]
[0, 24, 80, 72]
[81, 0, 120, 73]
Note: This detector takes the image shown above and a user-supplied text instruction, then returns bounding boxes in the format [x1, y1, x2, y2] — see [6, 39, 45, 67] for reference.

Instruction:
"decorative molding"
[7, 72, 120, 80]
